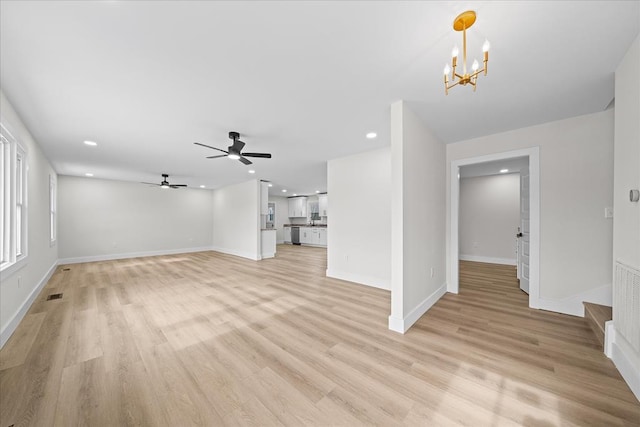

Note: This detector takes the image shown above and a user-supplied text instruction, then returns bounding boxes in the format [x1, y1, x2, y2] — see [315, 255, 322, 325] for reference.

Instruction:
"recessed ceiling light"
[85, 173, 94, 177]
[500, 169, 509, 173]
[268, 183, 273, 187]
[199, 185, 205, 188]
[282, 189, 287, 193]
[366, 132, 377, 139]
[83, 140, 97, 146]
[248, 170, 255, 174]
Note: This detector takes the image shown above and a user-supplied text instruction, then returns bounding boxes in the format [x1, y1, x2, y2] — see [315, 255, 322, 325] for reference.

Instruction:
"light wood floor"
[1, 247, 639, 426]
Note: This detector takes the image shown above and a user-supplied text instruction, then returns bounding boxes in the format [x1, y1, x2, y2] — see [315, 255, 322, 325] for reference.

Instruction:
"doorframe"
[449, 147, 540, 309]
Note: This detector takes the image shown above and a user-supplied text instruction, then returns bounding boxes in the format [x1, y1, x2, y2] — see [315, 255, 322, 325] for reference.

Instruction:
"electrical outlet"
[430, 267, 434, 278]
[17, 276, 21, 288]
[604, 207, 614, 219]
[472, 242, 479, 248]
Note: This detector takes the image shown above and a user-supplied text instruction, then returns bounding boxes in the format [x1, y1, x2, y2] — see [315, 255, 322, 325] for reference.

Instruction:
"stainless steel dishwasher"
[291, 226, 301, 245]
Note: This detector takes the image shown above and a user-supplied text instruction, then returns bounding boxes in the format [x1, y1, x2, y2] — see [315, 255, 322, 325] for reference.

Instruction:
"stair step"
[583, 302, 612, 348]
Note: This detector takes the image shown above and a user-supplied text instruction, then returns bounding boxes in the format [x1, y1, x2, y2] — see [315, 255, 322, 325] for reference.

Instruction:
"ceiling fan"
[194, 131, 272, 165]
[141, 174, 187, 189]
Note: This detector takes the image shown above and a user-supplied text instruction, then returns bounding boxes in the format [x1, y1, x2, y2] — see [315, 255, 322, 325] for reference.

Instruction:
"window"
[49, 174, 56, 245]
[1, 123, 28, 276]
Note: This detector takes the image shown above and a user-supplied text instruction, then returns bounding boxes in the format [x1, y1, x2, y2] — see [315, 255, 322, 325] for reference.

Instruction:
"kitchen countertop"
[261, 228, 277, 231]
[283, 224, 327, 227]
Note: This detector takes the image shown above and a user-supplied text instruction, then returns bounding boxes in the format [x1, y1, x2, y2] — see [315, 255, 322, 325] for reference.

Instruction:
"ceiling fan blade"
[194, 142, 228, 154]
[170, 185, 187, 188]
[206, 154, 227, 159]
[231, 139, 245, 152]
[239, 156, 252, 165]
[241, 152, 272, 158]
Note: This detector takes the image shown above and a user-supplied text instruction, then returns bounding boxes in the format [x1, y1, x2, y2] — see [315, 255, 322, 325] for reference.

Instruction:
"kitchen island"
[261, 228, 277, 258]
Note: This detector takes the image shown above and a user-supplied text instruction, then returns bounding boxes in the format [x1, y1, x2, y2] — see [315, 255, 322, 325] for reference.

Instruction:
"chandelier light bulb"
[451, 46, 459, 58]
[472, 59, 479, 71]
[482, 39, 491, 52]
[444, 64, 451, 75]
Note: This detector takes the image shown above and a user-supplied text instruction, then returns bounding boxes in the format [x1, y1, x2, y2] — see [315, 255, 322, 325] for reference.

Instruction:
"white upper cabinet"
[288, 196, 308, 218]
[318, 194, 328, 217]
[260, 182, 269, 215]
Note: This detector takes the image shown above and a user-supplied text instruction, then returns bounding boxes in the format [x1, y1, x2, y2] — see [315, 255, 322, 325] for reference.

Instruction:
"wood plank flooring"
[1, 248, 638, 426]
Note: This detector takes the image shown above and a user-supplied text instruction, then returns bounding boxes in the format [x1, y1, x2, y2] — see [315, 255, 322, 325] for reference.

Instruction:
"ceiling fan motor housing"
[229, 131, 240, 140]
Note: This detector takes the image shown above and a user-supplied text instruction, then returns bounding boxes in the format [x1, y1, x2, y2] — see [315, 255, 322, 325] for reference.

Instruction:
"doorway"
[449, 147, 540, 308]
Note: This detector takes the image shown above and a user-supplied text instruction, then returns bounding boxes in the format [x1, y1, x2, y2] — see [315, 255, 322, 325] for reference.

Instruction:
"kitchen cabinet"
[260, 182, 269, 215]
[300, 227, 312, 244]
[318, 194, 328, 217]
[299, 227, 327, 247]
[288, 196, 308, 218]
[284, 226, 292, 243]
[318, 228, 327, 246]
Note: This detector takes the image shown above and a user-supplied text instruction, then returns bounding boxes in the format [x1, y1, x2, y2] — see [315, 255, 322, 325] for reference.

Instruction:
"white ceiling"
[1, 1, 638, 195]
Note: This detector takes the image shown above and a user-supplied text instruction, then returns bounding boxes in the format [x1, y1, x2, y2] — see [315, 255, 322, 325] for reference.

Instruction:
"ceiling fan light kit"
[195, 131, 272, 166]
[141, 173, 187, 189]
[444, 10, 490, 95]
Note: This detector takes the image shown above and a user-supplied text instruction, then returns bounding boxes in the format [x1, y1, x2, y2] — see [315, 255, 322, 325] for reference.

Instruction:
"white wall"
[58, 176, 214, 262]
[447, 110, 614, 310]
[611, 34, 640, 401]
[0, 91, 58, 347]
[212, 179, 260, 260]
[613, 35, 640, 269]
[460, 173, 520, 265]
[389, 101, 446, 333]
[327, 147, 391, 290]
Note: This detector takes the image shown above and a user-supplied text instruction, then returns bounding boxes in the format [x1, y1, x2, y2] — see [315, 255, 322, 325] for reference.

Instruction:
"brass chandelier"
[444, 10, 490, 94]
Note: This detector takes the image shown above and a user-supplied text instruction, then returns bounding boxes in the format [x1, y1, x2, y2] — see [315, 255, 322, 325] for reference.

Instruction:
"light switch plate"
[605, 207, 614, 219]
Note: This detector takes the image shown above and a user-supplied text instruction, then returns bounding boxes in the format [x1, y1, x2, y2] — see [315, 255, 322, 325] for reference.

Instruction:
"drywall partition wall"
[389, 101, 446, 333]
[613, 35, 640, 270]
[212, 179, 260, 260]
[459, 174, 520, 265]
[446, 109, 615, 316]
[611, 34, 640, 400]
[269, 195, 289, 243]
[327, 147, 391, 289]
[58, 176, 214, 262]
[0, 91, 58, 348]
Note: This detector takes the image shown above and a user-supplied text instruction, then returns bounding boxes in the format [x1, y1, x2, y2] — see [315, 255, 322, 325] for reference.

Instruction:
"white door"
[519, 166, 530, 294]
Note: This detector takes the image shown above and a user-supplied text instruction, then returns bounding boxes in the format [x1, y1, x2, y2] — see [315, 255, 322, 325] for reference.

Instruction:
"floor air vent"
[47, 293, 63, 301]
[62, 268, 70, 271]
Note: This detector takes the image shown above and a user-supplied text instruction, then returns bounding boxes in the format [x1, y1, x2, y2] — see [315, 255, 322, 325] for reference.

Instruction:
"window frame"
[0, 122, 28, 277]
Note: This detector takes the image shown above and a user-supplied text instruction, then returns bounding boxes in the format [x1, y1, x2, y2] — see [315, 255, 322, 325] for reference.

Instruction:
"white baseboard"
[388, 283, 447, 334]
[605, 320, 615, 358]
[59, 246, 215, 265]
[536, 283, 612, 317]
[388, 315, 404, 333]
[1, 260, 58, 348]
[459, 254, 516, 266]
[210, 246, 261, 261]
[261, 252, 275, 259]
[326, 268, 390, 290]
[610, 324, 640, 401]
